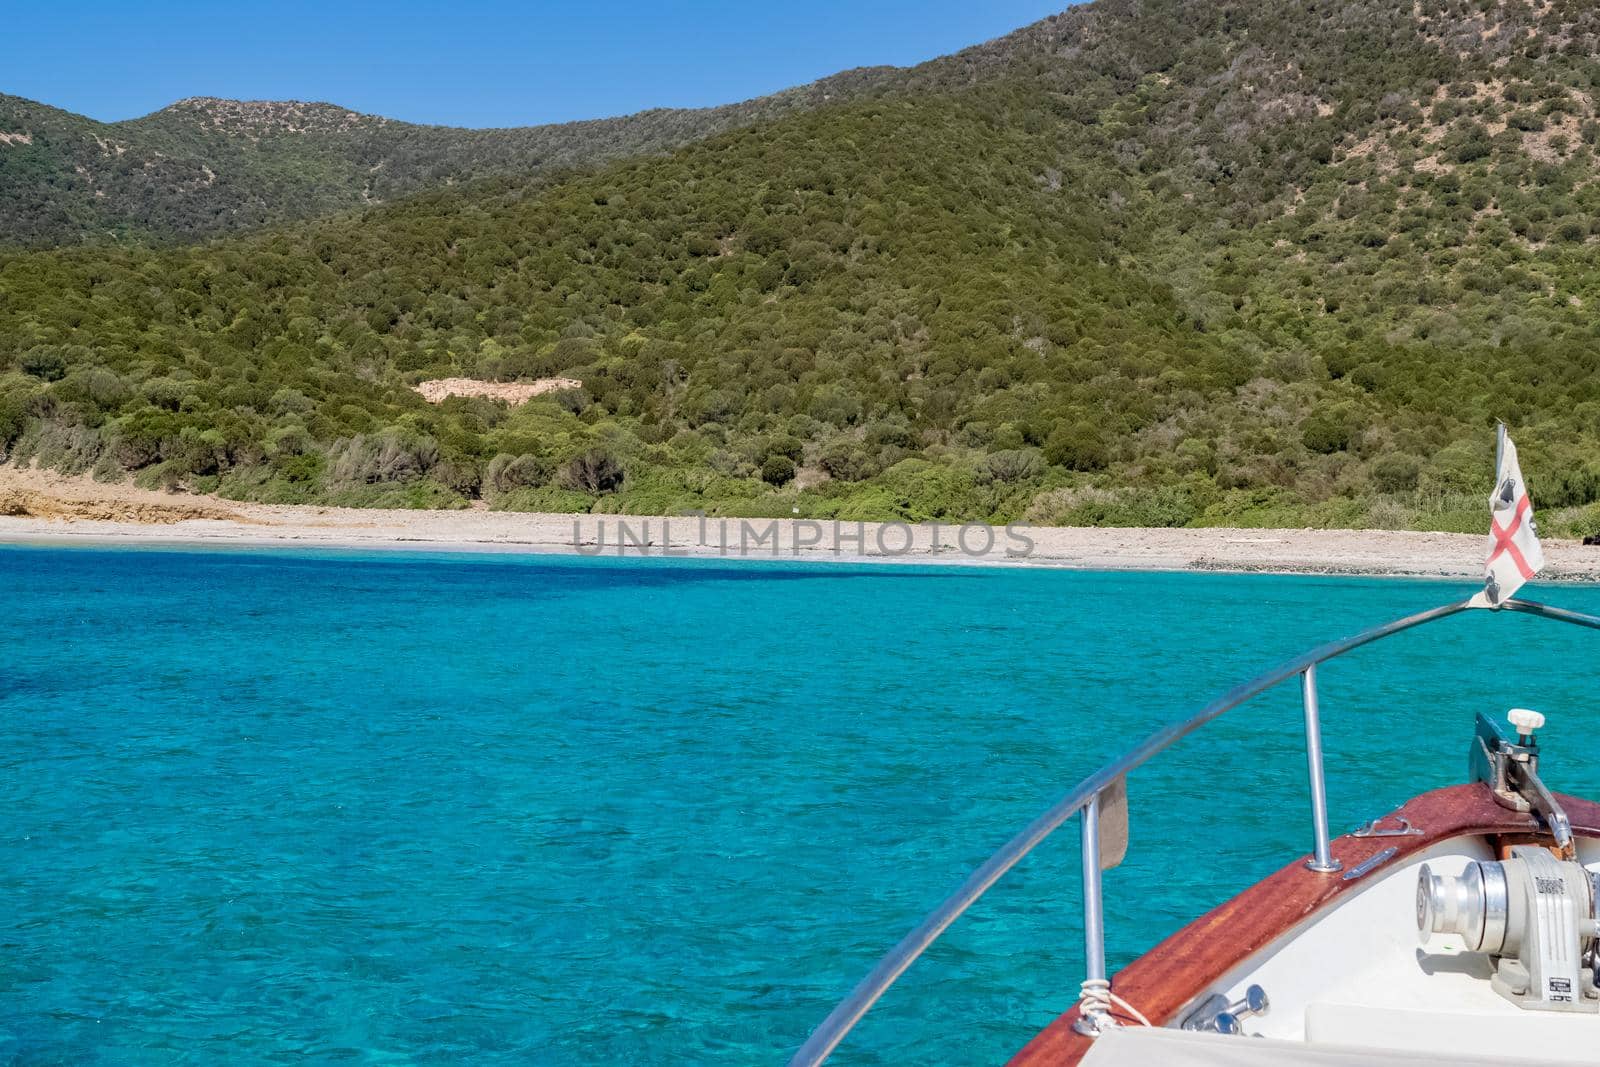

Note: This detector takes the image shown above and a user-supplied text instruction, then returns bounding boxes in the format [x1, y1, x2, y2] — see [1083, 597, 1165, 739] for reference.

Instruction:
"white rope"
[1077, 977, 1153, 1031]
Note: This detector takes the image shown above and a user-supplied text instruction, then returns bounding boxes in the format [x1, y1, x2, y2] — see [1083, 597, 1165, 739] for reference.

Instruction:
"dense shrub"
[1370, 454, 1422, 494]
[1027, 484, 1202, 528]
[1043, 423, 1109, 472]
[818, 439, 880, 482]
[560, 449, 625, 494]
[486, 453, 549, 493]
[1302, 412, 1354, 455]
[0, 388, 31, 455]
[19, 348, 66, 382]
[760, 435, 805, 464]
[760, 455, 797, 486]
[977, 448, 1044, 484]
[329, 431, 440, 485]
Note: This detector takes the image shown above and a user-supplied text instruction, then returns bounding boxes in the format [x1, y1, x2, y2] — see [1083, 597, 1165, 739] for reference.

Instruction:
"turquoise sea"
[4, 545, 1600, 1065]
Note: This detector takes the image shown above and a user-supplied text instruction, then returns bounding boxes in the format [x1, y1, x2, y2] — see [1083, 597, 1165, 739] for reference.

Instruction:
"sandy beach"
[3, 465, 1598, 580]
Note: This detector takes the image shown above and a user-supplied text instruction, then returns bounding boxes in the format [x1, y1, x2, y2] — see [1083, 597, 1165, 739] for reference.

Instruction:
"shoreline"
[4, 467, 1600, 580]
[0, 522, 1505, 580]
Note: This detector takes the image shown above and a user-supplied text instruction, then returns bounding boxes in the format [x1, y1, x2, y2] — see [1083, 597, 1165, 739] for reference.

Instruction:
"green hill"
[0, 68, 892, 246]
[6, 0, 1600, 534]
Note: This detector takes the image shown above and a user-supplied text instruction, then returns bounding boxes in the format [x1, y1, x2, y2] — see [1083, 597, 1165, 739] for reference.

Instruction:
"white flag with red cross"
[1471, 426, 1544, 608]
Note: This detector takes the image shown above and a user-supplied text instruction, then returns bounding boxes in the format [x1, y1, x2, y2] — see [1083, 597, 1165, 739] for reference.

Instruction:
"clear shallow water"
[3, 546, 1599, 1066]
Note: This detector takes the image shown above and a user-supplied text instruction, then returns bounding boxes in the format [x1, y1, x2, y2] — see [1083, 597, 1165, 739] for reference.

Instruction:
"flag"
[1471, 426, 1544, 608]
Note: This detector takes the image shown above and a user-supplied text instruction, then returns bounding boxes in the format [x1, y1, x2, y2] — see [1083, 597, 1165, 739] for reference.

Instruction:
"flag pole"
[1495, 421, 1506, 474]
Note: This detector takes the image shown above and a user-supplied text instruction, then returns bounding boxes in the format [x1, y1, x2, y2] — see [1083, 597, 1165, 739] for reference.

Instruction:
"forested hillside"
[0, 67, 890, 246]
[5, 0, 1600, 533]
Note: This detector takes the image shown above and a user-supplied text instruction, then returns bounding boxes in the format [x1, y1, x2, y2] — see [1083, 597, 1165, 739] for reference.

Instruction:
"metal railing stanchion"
[1071, 791, 1107, 1035]
[1302, 664, 1341, 873]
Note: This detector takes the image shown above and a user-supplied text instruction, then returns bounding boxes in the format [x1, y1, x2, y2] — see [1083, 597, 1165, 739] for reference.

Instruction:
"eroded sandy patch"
[413, 377, 582, 406]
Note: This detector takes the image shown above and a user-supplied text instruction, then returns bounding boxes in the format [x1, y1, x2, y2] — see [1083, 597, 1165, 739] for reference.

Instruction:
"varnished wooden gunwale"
[1008, 783, 1600, 1066]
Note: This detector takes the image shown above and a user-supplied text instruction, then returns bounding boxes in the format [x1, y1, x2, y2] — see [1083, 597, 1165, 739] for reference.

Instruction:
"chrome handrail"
[788, 596, 1600, 1066]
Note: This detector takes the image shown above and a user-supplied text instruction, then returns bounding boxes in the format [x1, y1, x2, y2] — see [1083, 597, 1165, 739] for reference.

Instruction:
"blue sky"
[2, 1, 1071, 128]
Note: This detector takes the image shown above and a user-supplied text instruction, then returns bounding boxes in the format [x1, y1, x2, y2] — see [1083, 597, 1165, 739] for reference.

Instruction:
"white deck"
[1082, 1026, 1529, 1066]
[1144, 837, 1600, 1064]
